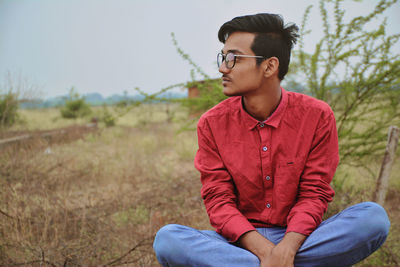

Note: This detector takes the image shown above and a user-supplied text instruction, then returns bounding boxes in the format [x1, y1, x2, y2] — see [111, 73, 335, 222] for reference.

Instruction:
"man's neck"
[242, 83, 282, 122]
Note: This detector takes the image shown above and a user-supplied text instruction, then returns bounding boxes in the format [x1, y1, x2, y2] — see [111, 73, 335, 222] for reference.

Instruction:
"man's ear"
[263, 57, 279, 78]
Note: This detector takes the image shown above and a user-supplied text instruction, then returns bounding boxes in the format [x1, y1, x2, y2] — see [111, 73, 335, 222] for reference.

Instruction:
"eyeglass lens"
[217, 53, 236, 69]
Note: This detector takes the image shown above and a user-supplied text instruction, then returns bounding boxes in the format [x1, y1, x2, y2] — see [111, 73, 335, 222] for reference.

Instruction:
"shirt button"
[262, 146, 268, 152]
[266, 203, 271, 208]
[259, 123, 265, 128]
[266, 176, 271, 181]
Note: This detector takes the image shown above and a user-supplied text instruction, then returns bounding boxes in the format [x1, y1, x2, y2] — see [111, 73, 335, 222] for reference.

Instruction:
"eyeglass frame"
[217, 52, 267, 69]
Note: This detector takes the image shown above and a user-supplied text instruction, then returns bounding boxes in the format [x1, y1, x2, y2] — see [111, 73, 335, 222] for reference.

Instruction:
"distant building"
[187, 78, 220, 98]
[188, 86, 200, 98]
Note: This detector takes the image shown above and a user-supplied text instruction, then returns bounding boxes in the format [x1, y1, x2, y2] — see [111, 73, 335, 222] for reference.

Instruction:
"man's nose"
[219, 62, 230, 74]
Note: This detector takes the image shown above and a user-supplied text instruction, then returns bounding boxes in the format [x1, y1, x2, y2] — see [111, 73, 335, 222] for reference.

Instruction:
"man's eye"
[226, 54, 235, 61]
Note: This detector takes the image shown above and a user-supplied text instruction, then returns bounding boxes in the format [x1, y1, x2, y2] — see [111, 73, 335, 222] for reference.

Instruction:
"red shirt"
[194, 88, 339, 242]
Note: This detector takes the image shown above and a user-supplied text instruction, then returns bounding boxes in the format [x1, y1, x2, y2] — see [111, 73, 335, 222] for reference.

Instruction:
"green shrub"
[100, 105, 116, 127]
[0, 92, 19, 127]
[183, 79, 227, 114]
[60, 88, 92, 119]
[293, 0, 400, 167]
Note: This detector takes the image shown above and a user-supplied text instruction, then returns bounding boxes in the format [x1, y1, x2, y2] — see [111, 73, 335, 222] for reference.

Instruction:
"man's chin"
[223, 87, 241, 97]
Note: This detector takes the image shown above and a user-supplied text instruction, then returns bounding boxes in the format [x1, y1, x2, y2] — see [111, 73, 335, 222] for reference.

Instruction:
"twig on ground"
[102, 236, 154, 266]
[0, 208, 15, 219]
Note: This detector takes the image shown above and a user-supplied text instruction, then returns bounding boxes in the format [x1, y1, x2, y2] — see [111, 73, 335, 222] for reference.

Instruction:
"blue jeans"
[153, 202, 390, 267]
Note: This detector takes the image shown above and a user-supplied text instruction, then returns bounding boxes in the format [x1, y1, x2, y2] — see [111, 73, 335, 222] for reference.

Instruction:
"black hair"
[218, 13, 299, 80]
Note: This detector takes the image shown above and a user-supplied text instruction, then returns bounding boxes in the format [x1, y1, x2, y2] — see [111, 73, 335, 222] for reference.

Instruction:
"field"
[0, 104, 399, 266]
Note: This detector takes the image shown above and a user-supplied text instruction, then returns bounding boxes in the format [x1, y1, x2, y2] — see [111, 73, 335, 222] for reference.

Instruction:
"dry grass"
[1, 105, 207, 266]
[0, 104, 399, 266]
[13, 108, 88, 131]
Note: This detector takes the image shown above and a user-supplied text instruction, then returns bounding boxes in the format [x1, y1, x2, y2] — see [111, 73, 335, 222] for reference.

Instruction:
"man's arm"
[239, 231, 275, 260]
[286, 109, 339, 236]
[195, 116, 255, 242]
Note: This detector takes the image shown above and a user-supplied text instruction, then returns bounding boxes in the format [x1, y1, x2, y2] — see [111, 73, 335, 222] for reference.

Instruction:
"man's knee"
[366, 202, 390, 233]
[352, 202, 390, 240]
[153, 224, 178, 256]
[153, 224, 183, 260]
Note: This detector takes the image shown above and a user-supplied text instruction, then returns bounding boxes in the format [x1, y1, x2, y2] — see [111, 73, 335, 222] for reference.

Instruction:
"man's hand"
[261, 232, 306, 267]
[240, 231, 306, 267]
[260, 243, 296, 267]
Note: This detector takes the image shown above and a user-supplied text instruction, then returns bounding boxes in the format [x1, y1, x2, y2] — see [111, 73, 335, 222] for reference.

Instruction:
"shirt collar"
[240, 87, 288, 131]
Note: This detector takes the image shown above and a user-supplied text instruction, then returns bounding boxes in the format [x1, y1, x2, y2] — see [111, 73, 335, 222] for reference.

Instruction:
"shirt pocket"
[273, 159, 304, 203]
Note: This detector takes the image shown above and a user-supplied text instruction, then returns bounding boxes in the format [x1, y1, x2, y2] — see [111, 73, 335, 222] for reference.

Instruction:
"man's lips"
[222, 77, 231, 85]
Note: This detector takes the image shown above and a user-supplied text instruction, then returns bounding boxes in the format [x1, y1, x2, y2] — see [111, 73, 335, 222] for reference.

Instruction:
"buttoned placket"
[257, 122, 273, 219]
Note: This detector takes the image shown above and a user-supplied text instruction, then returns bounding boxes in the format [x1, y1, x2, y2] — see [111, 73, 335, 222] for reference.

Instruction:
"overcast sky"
[0, 0, 399, 98]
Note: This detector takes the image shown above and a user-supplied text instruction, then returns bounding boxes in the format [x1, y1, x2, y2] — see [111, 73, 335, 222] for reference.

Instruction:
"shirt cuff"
[220, 215, 256, 242]
[285, 213, 318, 236]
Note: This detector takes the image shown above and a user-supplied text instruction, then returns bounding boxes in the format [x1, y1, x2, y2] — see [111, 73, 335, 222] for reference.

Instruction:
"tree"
[0, 92, 19, 128]
[288, 0, 400, 170]
[0, 71, 41, 128]
[60, 87, 92, 119]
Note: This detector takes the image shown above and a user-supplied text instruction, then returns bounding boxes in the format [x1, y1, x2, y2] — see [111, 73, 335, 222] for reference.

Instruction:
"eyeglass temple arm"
[234, 55, 266, 59]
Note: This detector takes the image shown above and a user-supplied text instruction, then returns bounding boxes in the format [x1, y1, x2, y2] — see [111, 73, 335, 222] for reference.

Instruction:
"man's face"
[219, 32, 265, 97]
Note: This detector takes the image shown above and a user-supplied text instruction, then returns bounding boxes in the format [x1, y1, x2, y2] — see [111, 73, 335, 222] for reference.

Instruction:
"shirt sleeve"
[286, 108, 339, 236]
[194, 116, 255, 242]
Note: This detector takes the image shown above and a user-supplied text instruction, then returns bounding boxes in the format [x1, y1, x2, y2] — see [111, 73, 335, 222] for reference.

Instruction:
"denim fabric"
[153, 202, 390, 267]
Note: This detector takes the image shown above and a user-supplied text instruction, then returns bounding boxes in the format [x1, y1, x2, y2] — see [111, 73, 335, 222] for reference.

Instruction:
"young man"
[153, 13, 390, 267]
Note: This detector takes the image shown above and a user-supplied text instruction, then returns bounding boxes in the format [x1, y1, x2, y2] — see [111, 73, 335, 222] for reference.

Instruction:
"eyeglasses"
[217, 52, 266, 69]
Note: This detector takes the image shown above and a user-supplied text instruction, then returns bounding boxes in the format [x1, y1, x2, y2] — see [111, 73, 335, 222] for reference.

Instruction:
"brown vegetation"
[0, 105, 207, 266]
